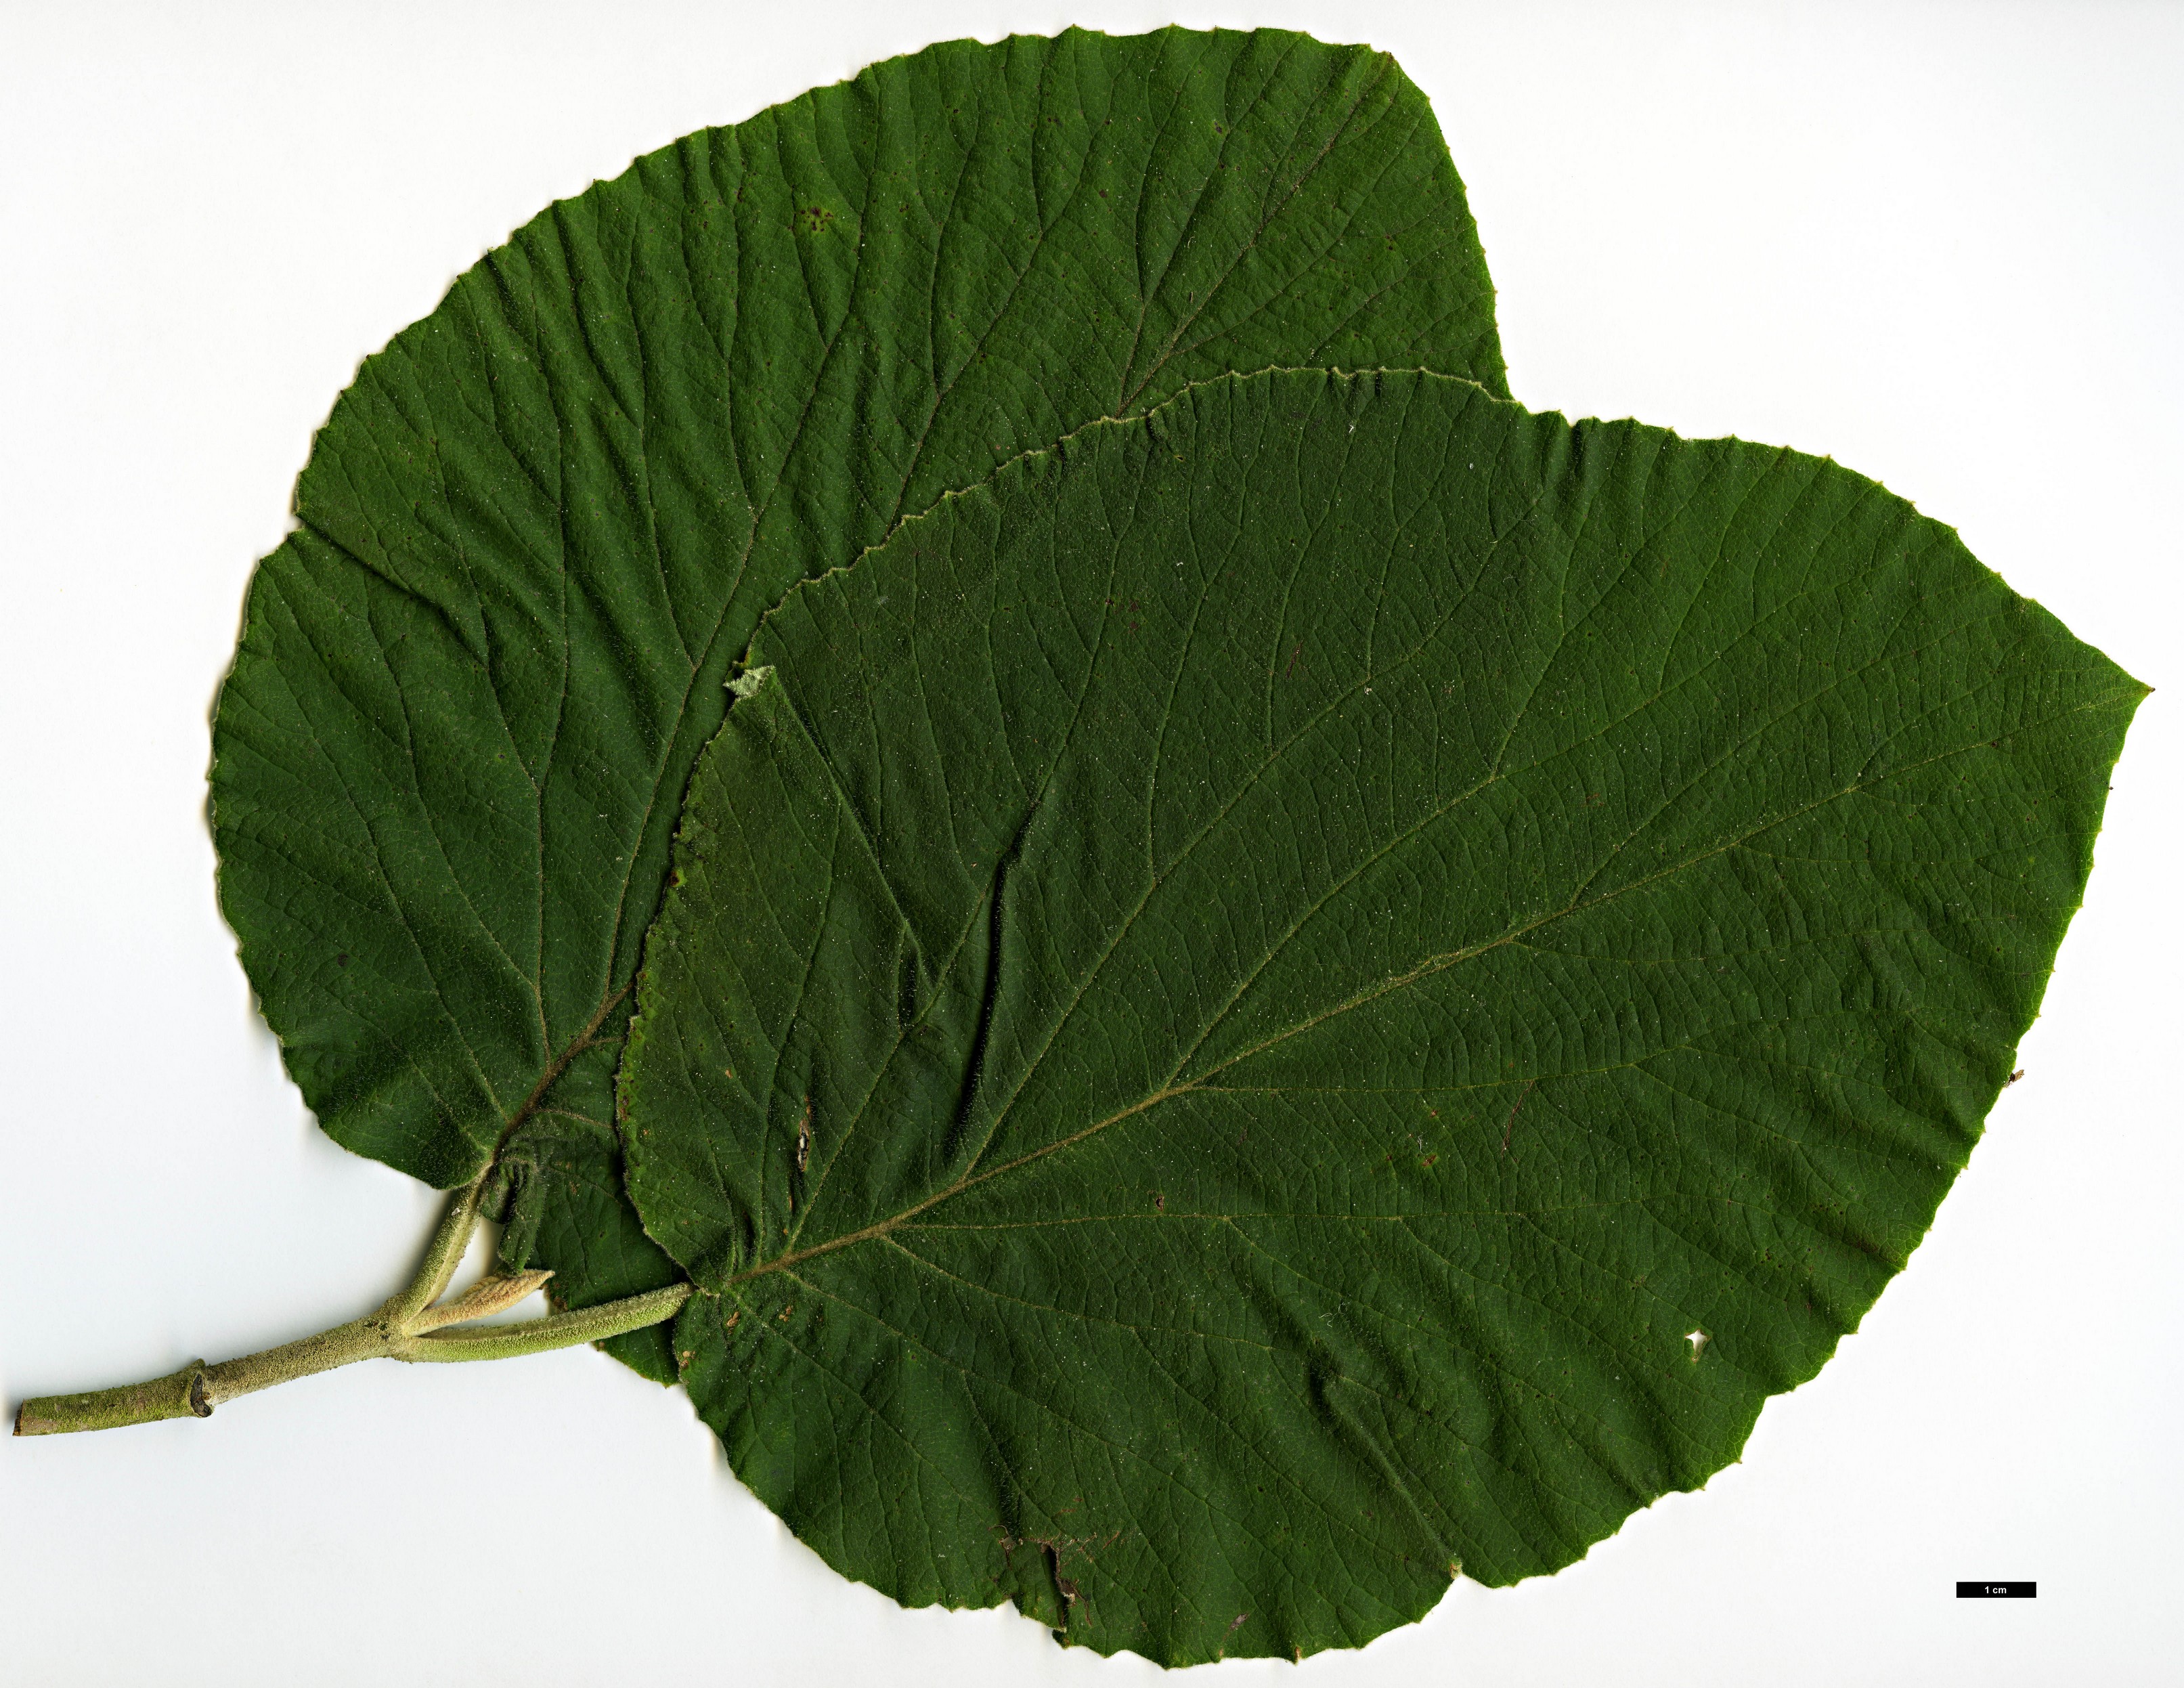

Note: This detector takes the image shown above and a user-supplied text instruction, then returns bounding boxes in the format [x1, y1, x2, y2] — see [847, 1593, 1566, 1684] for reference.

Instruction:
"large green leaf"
[621, 368, 2141, 1662]
[205, 26, 1506, 1365]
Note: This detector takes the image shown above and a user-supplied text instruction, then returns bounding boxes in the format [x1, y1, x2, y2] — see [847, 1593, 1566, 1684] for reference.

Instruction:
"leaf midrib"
[519, 37, 1349, 1173]
[716, 702, 2091, 1293]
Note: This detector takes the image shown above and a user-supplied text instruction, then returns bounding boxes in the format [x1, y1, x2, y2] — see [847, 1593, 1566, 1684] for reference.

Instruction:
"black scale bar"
[1956, 1582, 2036, 1599]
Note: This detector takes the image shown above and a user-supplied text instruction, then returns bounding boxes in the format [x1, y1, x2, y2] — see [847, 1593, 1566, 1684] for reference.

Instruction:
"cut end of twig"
[14, 1362, 212, 1436]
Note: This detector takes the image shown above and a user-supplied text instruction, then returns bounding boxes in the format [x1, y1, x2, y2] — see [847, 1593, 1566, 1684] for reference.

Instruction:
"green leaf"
[204, 26, 1507, 1336]
[620, 368, 2143, 1663]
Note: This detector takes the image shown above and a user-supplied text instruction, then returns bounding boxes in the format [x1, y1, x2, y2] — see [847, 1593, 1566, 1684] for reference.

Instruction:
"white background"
[3, 3, 2178, 1682]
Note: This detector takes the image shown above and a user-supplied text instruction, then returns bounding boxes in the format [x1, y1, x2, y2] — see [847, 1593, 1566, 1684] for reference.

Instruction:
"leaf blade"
[623, 368, 2142, 1661]
[206, 28, 1508, 1299]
